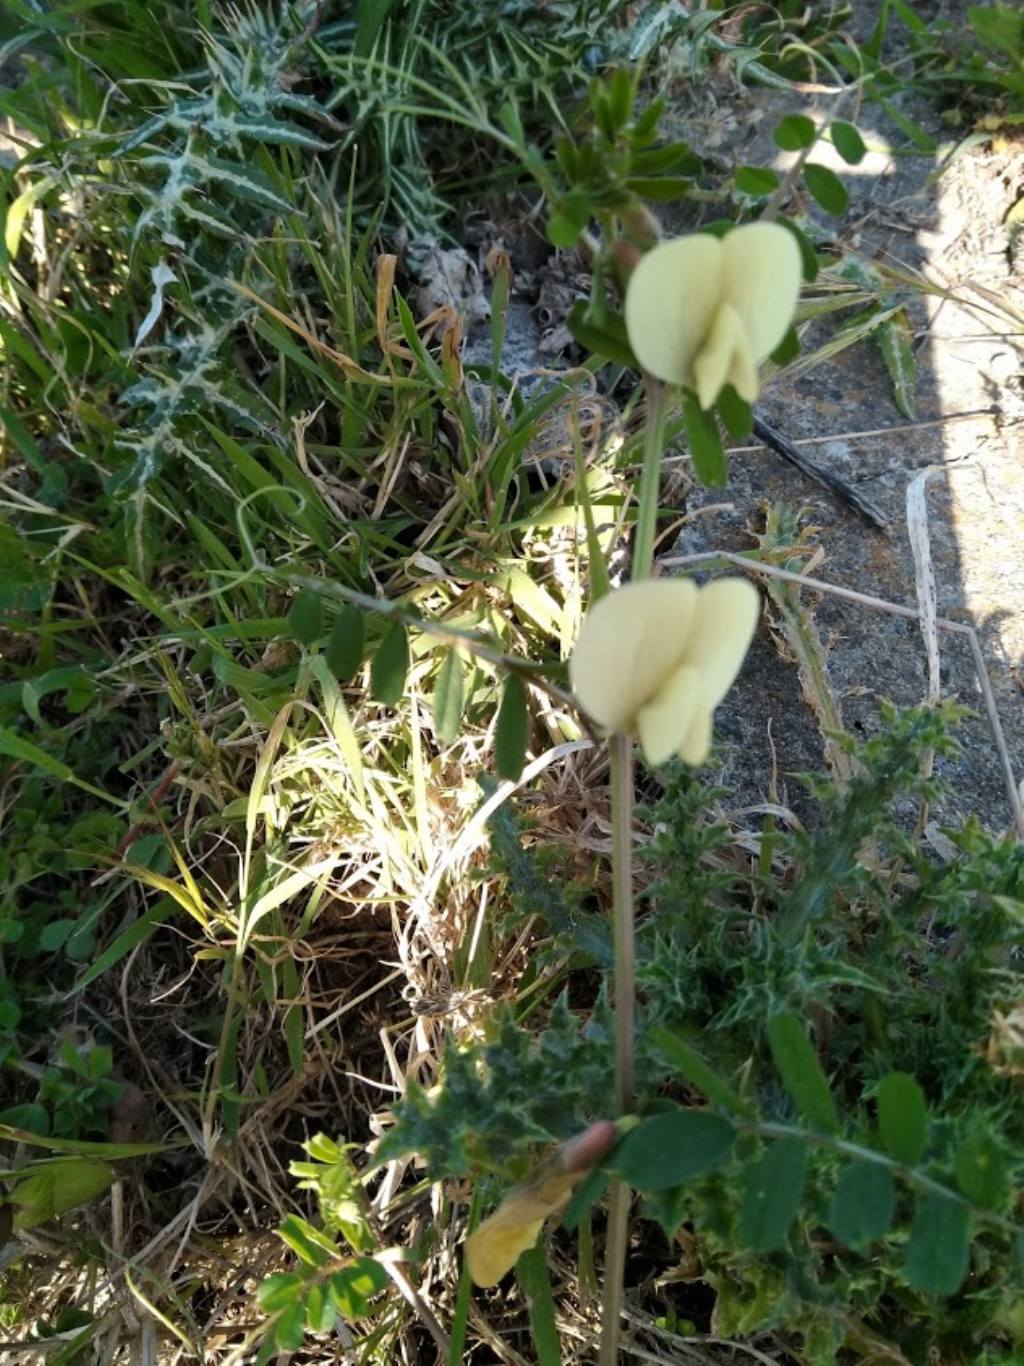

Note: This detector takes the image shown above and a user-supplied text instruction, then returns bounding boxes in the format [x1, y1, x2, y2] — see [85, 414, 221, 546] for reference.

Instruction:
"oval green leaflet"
[613, 1108, 734, 1191]
[496, 674, 529, 782]
[326, 605, 365, 681]
[433, 648, 465, 744]
[287, 589, 323, 647]
[739, 1136, 807, 1251]
[370, 621, 409, 706]
[876, 1071, 928, 1166]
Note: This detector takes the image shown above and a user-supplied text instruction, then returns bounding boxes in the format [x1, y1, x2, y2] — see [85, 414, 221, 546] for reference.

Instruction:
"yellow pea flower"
[466, 1121, 617, 1287]
[623, 222, 801, 409]
[569, 578, 759, 766]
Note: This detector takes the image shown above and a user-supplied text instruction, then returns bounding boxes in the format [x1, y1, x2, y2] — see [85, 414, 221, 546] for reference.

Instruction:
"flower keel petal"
[637, 664, 702, 766]
[677, 700, 714, 765]
[693, 301, 758, 409]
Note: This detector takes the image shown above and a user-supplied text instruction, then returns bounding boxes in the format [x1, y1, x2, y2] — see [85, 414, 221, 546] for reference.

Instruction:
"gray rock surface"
[669, 82, 1023, 835]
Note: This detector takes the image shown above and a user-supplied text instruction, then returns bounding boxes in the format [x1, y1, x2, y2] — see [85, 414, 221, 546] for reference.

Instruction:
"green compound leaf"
[258, 1272, 305, 1313]
[715, 385, 753, 441]
[548, 206, 589, 252]
[329, 1257, 389, 1319]
[274, 1300, 306, 1351]
[831, 120, 867, 165]
[739, 1137, 806, 1250]
[613, 1108, 734, 1191]
[774, 114, 817, 151]
[495, 674, 529, 782]
[803, 163, 849, 216]
[326, 606, 365, 681]
[10, 1158, 114, 1230]
[287, 589, 323, 647]
[954, 1131, 1009, 1210]
[565, 302, 639, 369]
[370, 621, 409, 706]
[734, 165, 779, 197]
[767, 1013, 839, 1134]
[777, 216, 819, 283]
[39, 920, 74, 952]
[683, 391, 727, 487]
[877, 1071, 928, 1166]
[828, 1161, 895, 1248]
[433, 648, 465, 744]
[305, 1282, 337, 1334]
[904, 1194, 970, 1295]
[277, 1213, 337, 1267]
[0, 1103, 49, 1136]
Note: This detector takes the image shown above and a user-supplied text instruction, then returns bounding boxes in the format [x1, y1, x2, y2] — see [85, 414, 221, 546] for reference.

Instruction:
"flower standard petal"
[636, 663, 702, 766]
[467, 1171, 584, 1286]
[569, 579, 698, 733]
[466, 1167, 576, 1286]
[720, 221, 802, 362]
[681, 578, 760, 707]
[624, 234, 723, 385]
[466, 1204, 551, 1287]
[466, 1123, 618, 1286]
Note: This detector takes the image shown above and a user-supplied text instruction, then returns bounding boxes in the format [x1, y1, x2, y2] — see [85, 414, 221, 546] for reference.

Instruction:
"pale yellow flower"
[465, 1165, 575, 1288]
[623, 222, 801, 408]
[465, 1122, 617, 1287]
[569, 578, 759, 766]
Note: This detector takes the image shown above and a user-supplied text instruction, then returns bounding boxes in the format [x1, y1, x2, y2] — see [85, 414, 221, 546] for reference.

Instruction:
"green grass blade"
[516, 1242, 562, 1366]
